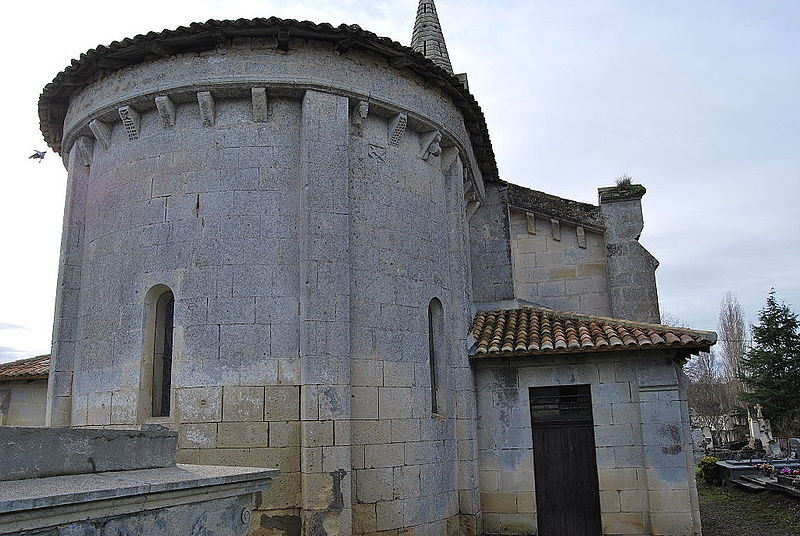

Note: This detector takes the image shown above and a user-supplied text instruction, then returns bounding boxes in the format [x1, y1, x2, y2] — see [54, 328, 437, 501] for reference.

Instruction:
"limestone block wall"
[509, 208, 611, 316]
[347, 112, 475, 535]
[474, 351, 700, 536]
[48, 40, 483, 536]
[469, 183, 515, 304]
[0, 380, 47, 426]
[67, 93, 307, 524]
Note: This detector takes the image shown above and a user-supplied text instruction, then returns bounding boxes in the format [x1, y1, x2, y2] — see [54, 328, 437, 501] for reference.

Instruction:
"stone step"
[732, 477, 766, 492]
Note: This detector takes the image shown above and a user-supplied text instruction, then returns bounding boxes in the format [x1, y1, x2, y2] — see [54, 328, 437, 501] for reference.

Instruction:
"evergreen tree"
[740, 289, 800, 435]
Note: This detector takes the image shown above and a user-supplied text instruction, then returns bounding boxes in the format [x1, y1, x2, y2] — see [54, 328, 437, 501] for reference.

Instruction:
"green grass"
[698, 480, 800, 536]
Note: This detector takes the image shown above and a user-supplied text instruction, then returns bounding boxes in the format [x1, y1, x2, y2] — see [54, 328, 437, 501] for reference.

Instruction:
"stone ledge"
[598, 184, 647, 203]
[0, 464, 278, 514]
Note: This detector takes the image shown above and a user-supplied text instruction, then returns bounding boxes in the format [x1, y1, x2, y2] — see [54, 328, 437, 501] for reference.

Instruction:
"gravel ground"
[698, 480, 800, 536]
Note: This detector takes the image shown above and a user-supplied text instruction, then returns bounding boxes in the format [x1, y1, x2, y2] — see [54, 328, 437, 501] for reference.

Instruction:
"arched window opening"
[428, 298, 444, 414]
[150, 289, 174, 417]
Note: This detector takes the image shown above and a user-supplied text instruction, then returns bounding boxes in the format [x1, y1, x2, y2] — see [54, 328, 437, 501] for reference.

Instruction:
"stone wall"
[474, 351, 700, 536]
[509, 208, 611, 316]
[599, 186, 661, 323]
[0, 380, 47, 427]
[347, 109, 476, 535]
[49, 40, 482, 536]
[469, 183, 515, 304]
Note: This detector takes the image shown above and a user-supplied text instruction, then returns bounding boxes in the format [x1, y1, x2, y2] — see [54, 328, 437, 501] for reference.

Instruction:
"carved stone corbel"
[88, 119, 111, 150]
[352, 101, 369, 137]
[551, 218, 561, 241]
[526, 212, 536, 235]
[252, 87, 268, 122]
[155, 95, 176, 127]
[465, 189, 482, 221]
[197, 91, 215, 126]
[441, 147, 459, 174]
[388, 113, 407, 147]
[71, 136, 95, 167]
[118, 105, 140, 140]
[420, 130, 442, 160]
[576, 226, 587, 248]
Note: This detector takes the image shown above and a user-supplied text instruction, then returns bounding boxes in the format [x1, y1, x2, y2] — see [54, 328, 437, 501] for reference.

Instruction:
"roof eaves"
[469, 342, 713, 360]
[38, 17, 498, 181]
[502, 182, 605, 231]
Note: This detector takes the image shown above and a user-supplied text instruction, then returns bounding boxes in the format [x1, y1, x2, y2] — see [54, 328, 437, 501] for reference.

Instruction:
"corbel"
[197, 91, 215, 126]
[388, 113, 407, 147]
[252, 87, 268, 122]
[351, 101, 369, 136]
[155, 95, 176, 127]
[118, 105, 140, 140]
[551, 218, 561, 241]
[465, 188, 481, 220]
[88, 119, 111, 150]
[420, 130, 442, 160]
[576, 226, 587, 248]
[526, 212, 536, 235]
[441, 146, 459, 174]
[71, 136, 94, 167]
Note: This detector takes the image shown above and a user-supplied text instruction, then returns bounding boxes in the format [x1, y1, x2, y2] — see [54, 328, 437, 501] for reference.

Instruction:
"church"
[36, 1, 715, 534]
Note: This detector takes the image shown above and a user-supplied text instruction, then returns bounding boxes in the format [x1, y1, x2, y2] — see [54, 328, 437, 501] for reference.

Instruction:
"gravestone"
[789, 438, 800, 459]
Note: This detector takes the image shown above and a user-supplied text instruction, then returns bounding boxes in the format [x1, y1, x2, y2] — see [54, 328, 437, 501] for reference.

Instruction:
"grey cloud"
[0, 346, 30, 363]
[0, 322, 28, 331]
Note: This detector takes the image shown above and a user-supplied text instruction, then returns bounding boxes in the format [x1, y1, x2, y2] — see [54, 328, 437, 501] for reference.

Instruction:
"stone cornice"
[38, 17, 498, 181]
[503, 181, 605, 231]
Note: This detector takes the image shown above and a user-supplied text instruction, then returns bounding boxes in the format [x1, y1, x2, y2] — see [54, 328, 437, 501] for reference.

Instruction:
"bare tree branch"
[719, 291, 747, 394]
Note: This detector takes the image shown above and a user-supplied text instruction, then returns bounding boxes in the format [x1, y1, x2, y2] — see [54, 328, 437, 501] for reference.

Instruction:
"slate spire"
[411, 0, 453, 73]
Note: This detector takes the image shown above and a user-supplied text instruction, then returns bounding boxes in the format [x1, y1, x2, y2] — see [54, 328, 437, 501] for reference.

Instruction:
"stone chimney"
[598, 183, 661, 323]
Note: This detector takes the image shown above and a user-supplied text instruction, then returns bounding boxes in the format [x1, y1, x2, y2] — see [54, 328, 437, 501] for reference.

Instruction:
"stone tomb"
[0, 426, 277, 535]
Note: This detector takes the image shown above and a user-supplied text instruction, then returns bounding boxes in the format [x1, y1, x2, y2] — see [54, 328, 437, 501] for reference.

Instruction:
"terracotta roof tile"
[471, 308, 716, 358]
[0, 354, 50, 381]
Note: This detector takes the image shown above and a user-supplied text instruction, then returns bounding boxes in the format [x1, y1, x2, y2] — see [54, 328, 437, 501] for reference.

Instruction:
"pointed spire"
[411, 0, 453, 74]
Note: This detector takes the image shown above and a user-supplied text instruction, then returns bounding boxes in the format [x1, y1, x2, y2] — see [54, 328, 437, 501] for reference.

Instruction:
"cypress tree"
[740, 289, 800, 435]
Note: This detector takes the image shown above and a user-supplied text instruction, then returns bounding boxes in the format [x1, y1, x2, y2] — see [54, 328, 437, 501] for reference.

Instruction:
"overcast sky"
[0, 0, 797, 362]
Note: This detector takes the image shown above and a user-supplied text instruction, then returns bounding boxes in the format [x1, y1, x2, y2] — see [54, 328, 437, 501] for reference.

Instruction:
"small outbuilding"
[0, 354, 49, 427]
[471, 307, 715, 535]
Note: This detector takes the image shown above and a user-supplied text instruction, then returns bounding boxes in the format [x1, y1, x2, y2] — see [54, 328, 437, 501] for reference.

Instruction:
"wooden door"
[530, 385, 602, 536]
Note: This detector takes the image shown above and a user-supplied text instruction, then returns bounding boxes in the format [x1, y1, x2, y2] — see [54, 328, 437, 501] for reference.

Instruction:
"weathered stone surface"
[474, 352, 698, 535]
[0, 464, 276, 535]
[0, 427, 177, 481]
[36, 5, 695, 535]
[600, 184, 661, 323]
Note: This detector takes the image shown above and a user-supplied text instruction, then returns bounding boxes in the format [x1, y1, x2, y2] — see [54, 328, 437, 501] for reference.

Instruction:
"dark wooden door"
[530, 385, 602, 536]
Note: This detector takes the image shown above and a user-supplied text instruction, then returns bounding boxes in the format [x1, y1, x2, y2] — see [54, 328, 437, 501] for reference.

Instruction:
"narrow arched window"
[150, 289, 174, 417]
[428, 298, 444, 414]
